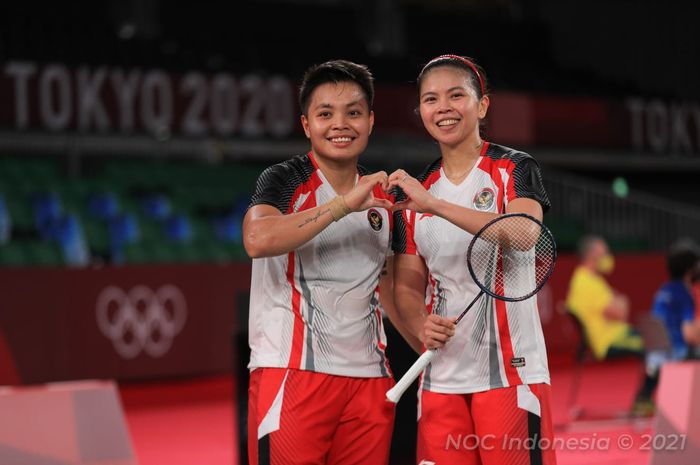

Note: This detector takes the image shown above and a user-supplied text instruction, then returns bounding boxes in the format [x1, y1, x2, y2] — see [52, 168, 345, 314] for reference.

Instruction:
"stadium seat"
[140, 194, 172, 220]
[31, 192, 63, 238]
[163, 214, 193, 243]
[88, 191, 120, 220]
[0, 194, 11, 244]
[108, 214, 140, 264]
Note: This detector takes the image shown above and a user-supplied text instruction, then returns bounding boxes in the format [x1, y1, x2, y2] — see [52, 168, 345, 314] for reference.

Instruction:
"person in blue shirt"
[652, 243, 700, 361]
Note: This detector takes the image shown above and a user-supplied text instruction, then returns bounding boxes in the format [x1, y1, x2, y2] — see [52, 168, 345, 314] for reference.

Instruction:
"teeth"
[330, 137, 352, 142]
[437, 119, 459, 127]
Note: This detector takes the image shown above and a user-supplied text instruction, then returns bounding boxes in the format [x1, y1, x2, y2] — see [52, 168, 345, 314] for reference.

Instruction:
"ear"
[478, 95, 490, 119]
[300, 114, 311, 139]
[368, 110, 375, 136]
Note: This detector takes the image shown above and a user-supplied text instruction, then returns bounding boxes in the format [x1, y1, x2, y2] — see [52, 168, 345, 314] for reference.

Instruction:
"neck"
[582, 260, 598, 273]
[440, 137, 483, 180]
[312, 151, 358, 194]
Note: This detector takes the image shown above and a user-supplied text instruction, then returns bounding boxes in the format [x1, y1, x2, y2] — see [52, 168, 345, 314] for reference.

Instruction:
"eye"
[348, 110, 362, 117]
[422, 96, 437, 104]
[318, 111, 332, 118]
[451, 92, 465, 99]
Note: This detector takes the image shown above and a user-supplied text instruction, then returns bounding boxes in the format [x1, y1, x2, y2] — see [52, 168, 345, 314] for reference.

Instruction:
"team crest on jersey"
[473, 188, 495, 211]
[367, 209, 383, 231]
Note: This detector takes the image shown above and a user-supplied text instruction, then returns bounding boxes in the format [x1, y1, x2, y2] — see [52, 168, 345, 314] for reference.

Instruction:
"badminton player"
[388, 55, 557, 464]
[243, 60, 402, 465]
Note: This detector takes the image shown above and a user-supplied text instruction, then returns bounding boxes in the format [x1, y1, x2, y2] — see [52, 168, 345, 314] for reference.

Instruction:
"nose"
[331, 113, 350, 130]
[436, 96, 452, 113]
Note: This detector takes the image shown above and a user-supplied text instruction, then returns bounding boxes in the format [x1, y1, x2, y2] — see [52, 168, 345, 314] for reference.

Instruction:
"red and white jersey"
[393, 142, 552, 394]
[247, 152, 393, 378]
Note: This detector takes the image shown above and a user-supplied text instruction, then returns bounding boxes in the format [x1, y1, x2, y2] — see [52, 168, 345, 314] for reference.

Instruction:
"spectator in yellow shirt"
[566, 235, 656, 415]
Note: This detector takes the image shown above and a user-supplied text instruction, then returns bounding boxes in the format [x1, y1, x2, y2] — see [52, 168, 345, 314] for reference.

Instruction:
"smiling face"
[418, 66, 489, 149]
[300, 81, 374, 165]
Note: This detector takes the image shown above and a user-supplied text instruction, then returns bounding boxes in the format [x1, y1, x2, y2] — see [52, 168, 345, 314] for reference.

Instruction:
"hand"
[344, 171, 394, 212]
[388, 169, 437, 213]
[420, 314, 456, 350]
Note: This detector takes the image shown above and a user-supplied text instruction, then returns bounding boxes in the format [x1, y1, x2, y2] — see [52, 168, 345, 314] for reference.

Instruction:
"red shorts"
[417, 383, 557, 465]
[248, 368, 395, 465]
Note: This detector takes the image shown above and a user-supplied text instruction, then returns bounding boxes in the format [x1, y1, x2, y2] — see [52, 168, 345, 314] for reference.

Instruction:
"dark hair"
[298, 60, 374, 116]
[577, 235, 605, 261]
[667, 242, 700, 280]
[417, 54, 489, 100]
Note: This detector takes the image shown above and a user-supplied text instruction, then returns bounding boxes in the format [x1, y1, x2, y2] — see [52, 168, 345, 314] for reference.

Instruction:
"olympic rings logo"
[96, 285, 187, 359]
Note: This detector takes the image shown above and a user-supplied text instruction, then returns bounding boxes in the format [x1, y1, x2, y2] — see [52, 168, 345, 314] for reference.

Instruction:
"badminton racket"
[386, 212, 557, 403]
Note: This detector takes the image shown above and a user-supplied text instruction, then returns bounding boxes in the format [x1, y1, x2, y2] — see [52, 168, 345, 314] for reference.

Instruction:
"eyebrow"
[313, 99, 364, 111]
[420, 86, 467, 98]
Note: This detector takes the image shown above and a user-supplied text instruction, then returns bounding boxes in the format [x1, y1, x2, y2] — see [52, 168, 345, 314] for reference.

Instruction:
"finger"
[389, 200, 407, 211]
[371, 199, 394, 209]
[427, 323, 455, 338]
[426, 331, 450, 343]
[388, 170, 408, 184]
[372, 170, 388, 183]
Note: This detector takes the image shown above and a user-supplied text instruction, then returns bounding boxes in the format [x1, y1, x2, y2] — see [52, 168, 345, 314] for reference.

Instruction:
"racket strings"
[469, 215, 556, 301]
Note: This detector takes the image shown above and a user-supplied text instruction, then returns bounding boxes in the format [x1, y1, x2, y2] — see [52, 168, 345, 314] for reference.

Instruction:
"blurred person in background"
[651, 242, 700, 361]
[389, 54, 556, 465]
[243, 59, 405, 465]
[566, 235, 657, 415]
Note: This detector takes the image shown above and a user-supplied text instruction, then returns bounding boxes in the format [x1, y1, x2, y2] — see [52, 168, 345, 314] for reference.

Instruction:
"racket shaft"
[386, 349, 436, 403]
[454, 290, 484, 325]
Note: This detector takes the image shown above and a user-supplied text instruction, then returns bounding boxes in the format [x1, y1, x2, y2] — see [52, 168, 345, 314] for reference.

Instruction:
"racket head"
[466, 213, 557, 302]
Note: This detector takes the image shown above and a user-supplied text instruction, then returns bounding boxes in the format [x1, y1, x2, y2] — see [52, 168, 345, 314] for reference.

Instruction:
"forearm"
[427, 197, 542, 236]
[244, 203, 336, 258]
[379, 257, 422, 353]
[429, 198, 499, 235]
[394, 293, 428, 347]
[384, 305, 424, 353]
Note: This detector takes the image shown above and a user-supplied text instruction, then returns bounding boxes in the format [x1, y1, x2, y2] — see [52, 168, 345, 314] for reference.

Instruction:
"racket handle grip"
[386, 349, 436, 403]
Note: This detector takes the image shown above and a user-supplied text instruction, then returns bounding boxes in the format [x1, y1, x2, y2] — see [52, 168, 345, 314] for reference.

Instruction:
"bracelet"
[329, 196, 351, 221]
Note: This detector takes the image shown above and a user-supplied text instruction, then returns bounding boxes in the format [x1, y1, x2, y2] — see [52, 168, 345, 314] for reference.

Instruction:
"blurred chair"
[562, 305, 672, 422]
[0, 194, 11, 244]
[55, 214, 90, 267]
[213, 214, 242, 243]
[31, 192, 62, 238]
[140, 194, 172, 221]
[561, 306, 636, 421]
[109, 214, 140, 264]
[163, 214, 193, 243]
[561, 308, 590, 420]
[88, 191, 120, 220]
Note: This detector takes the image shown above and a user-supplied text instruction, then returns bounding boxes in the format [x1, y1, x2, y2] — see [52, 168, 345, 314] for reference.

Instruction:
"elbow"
[243, 227, 270, 259]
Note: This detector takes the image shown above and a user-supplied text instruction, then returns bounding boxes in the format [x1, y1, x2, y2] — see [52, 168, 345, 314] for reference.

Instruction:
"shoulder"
[416, 157, 442, 183]
[258, 154, 315, 184]
[483, 142, 536, 165]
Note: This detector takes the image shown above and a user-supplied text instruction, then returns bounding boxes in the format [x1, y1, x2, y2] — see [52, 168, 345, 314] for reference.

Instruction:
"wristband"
[329, 196, 351, 221]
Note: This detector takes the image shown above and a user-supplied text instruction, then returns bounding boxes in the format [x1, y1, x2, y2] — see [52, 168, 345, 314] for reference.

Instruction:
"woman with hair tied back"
[388, 55, 556, 465]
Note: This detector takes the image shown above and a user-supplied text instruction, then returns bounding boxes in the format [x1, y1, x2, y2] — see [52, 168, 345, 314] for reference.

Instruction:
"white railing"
[543, 169, 700, 251]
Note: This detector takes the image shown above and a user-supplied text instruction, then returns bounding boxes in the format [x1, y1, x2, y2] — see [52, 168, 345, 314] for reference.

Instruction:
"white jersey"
[247, 152, 393, 378]
[393, 142, 552, 394]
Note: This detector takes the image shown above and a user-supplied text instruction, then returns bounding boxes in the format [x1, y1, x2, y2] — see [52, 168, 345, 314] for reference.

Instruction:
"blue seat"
[109, 214, 140, 264]
[0, 194, 11, 244]
[141, 194, 172, 220]
[88, 191, 120, 220]
[213, 214, 242, 242]
[164, 214, 193, 242]
[32, 192, 62, 239]
[56, 214, 90, 267]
